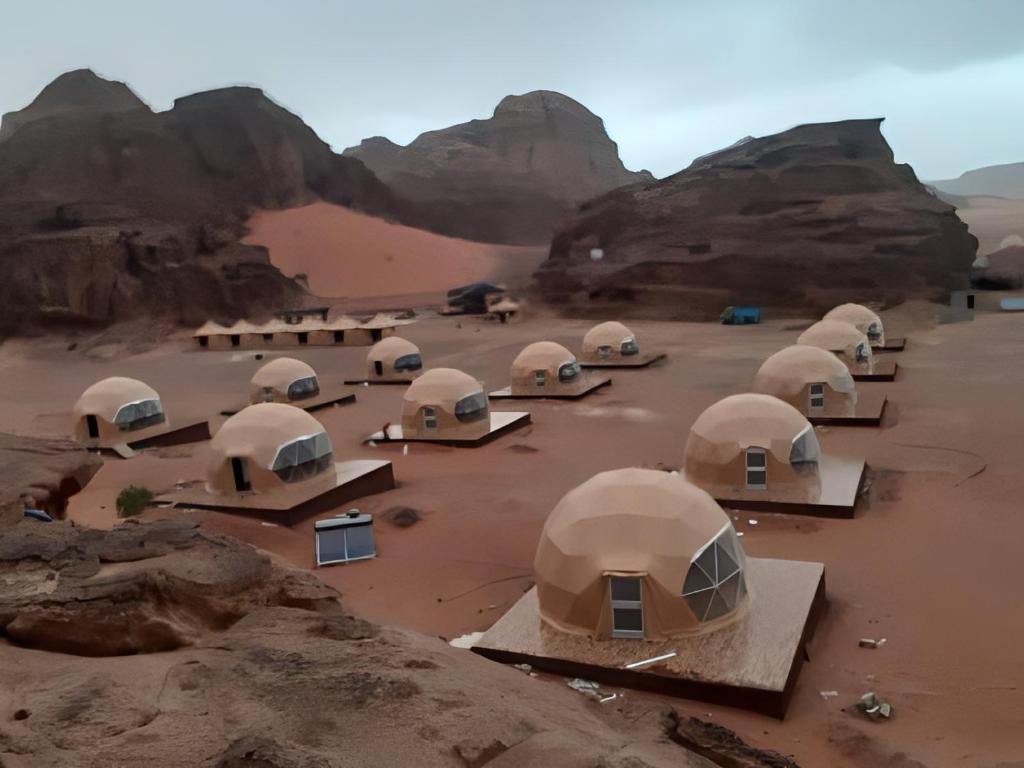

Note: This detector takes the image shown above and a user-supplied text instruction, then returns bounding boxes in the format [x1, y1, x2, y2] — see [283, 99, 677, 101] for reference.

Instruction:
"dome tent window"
[393, 353, 422, 372]
[866, 322, 882, 342]
[682, 525, 746, 623]
[271, 431, 333, 483]
[745, 449, 767, 489]
[620, 337, 639, 356]
[422, 406, 438, 430]
[534, 370, 546, 386]
[808, 382, 825, 411]
[287, 376, 320, 401]
[558, 361, 581, 383]
[855, 342, 870, 363]
[789, 425, 820, 464]
[455, 392, 488, 423]
[597, 345, 614, 360]
[609, 576, 644, 639]
[113, 399, 166, 432]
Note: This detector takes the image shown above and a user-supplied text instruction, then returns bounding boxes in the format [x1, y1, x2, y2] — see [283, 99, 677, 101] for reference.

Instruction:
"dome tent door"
[231, 457, 252, 492]
[86, 414, 99, 439]
[609, 575, 644, 639]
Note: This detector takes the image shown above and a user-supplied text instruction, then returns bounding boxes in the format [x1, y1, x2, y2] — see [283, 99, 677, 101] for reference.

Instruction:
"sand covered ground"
[243, 202, 547, 302]
[1, 305, 1022, 766]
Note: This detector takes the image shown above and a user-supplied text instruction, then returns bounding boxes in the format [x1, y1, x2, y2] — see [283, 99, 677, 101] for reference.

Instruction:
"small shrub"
[116, 485, 154, 518]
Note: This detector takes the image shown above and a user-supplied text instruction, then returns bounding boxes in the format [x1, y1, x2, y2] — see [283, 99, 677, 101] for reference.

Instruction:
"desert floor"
[1, 303, 1021, 767]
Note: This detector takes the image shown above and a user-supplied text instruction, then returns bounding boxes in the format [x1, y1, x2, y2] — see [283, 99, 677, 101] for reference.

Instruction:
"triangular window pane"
[683, 564, 714, 595]
[716, 544, 739, 581]
[717, 571, 743, 608]
[705, 590, 731, 621]
[685, 588, 715, 622]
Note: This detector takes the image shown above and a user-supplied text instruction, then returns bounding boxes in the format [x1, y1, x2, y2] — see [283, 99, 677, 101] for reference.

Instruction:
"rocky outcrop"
[0, 68, 147, 140]
[344, 90, 652, 244]
[0, 433, 101, 524]
[0, 519, 341, 656]
[0, 70, 405, 331]
[538, 119, 977, 318]
[0, 518, 722, 767]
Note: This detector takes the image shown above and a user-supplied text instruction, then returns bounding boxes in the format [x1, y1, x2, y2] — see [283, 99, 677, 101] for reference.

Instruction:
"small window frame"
[808, 382, 825, 411]
[609, 575, 644, 639]
[422, 406, 437, 430]
[745, 448, 767, 490]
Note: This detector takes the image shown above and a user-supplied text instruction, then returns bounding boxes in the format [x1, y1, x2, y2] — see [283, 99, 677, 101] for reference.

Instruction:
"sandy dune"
[243, 202, 547, 301]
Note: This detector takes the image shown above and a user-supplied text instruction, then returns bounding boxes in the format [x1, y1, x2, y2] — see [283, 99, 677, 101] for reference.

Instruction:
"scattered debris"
[403, 444, 409, 455]
[448, 632, 485, 649]
[512, 663, 533, 674]
[737, 531, 745, 537]
[662, 710, 802, 767]
[383, 506, 422, 529]
[599, 693, 618, 704]
[856, 692, 893, 721]
[858, 637, 887, 649]
[819, 690, 840, 700]
[748, 519, 758, 525]
[625, 651, 677, 670]
[567, 678, 601, 697]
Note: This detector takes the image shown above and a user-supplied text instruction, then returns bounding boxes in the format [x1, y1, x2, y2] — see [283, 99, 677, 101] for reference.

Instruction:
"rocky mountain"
[344, 90, 653, 244]
[930, 161, 1024, 199]
[537, 118, 977, 317]
[0, 70, 405, 332]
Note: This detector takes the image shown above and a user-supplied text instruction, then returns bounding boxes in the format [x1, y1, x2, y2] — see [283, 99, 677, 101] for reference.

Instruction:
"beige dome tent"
[249, 358, 321, 404]
[73, 377, 170, 448]
[582, 322, 638, 362]
[535, 468, 748, 641]
[684, 394, 822, 504]
[158, 401, 395, 523]
[511, 342, 582, 395]
[797, 319, 873, 373]
[823, 304, 885, 345]
[753, 346, 857, 418]
[401, 368, 491, 439]
[491, 341, 610, 399]
[365, 337, 423, 382]
[207, 403, 336, 495]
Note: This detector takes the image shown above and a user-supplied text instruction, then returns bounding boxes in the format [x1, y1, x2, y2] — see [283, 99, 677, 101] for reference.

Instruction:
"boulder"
[538, 119, 977, 318]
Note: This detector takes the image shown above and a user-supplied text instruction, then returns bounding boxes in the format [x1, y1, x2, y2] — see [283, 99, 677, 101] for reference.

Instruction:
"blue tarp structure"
[720, 306, 761, 325]
[23, 509, 53, 522]
[999, 297, 1024, 312]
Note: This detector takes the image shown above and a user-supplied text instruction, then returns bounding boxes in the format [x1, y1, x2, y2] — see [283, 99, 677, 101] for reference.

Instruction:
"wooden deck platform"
[807, 390, 887, 427]
[472, 558, 826, 718]
[364, 411, 531, 447]
[851, 358, 898, 382]
[690, 455, 867, 519]
[580, 352, 667, 369]
[220, 387, 356, 417]
[489, 375, 611, 400]
[872, 337, 906, 352]
[155, 460, 394, 526]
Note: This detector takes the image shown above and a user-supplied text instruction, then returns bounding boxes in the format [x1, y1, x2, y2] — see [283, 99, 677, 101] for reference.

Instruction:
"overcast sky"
[3, 0, 1022, 180]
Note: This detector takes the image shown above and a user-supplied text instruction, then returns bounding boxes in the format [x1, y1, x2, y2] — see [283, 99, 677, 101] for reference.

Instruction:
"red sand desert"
[243, 202, 547, 301]
[2, 304, 1022, 767]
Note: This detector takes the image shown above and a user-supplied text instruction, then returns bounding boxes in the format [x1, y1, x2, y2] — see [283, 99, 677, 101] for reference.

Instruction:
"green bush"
[116, 485, 154, 518]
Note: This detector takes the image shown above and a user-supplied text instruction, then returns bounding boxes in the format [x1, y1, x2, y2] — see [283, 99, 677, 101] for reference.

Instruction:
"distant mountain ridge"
[930, 161, 1024, 199]
[343, 90, 653, 244]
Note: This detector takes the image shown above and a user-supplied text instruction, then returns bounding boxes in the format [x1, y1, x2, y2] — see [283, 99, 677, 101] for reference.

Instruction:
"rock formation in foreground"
[0, 70, 404, 332]
[344, 91, 653, 244]
[0, 432, 102, 523]
[538, 119, 977, 318]
[0, 515, 739, 767]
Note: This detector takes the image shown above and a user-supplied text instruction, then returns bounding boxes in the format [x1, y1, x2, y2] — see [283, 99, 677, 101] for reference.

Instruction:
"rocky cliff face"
[344, 91, 652, 244]
[0, 433, 102, 524]
[0, 70, 403, 332]
[538, 119, 977, 318]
